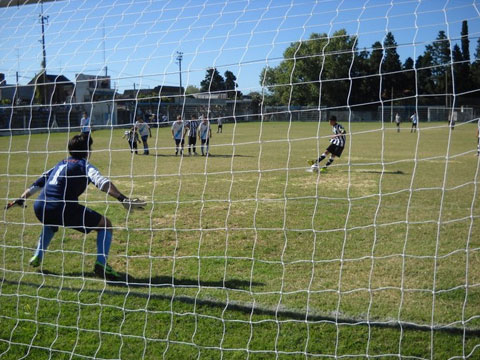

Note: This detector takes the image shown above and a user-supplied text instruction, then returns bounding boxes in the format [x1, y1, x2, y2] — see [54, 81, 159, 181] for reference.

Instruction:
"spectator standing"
[217, 117, 223, 133]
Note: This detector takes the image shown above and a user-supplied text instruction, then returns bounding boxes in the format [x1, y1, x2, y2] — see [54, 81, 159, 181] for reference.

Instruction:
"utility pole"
[39, 2, 49, 105]
[176, 51, 183, 95]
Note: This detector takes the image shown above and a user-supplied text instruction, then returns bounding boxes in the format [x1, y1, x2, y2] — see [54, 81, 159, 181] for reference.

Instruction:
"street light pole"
[39, 3, 49, 105]
[176, 51, 183, 95]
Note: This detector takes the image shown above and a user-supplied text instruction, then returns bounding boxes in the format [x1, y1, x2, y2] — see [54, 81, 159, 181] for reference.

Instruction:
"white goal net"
[1, 0, 480, 359]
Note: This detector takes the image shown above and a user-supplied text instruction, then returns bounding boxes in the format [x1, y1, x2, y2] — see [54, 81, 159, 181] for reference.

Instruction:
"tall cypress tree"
[461, 20, 470, 61]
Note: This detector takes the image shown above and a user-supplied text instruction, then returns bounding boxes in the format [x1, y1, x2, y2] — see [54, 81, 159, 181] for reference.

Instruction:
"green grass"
[1, 121, 479, 359]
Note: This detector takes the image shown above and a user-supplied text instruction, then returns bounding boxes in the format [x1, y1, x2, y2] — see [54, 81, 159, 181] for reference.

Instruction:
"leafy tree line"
[189, 68, 242, 99]
[258, 21, 480, 107]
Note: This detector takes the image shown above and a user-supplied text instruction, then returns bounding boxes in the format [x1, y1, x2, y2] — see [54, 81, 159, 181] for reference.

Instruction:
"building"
[74, 73, 117, 125]
[28, 72, 74, 105]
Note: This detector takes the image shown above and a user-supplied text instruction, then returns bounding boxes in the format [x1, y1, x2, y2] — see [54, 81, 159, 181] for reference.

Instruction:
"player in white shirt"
[410, 112, 418, 133]
[171, 115, 187, 156]
[198, 116, 212, 156]
[135, 116, 152, 155]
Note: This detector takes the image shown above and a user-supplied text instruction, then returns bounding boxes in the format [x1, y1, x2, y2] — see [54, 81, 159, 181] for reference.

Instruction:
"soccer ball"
[310, 164, 319, 172]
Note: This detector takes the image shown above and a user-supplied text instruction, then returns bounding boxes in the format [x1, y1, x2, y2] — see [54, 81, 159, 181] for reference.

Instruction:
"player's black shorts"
[175, 138, 184, 146]
[188, 136, 197, 145]
[34, 200, 103, 234]
[326, 143, 344, 157]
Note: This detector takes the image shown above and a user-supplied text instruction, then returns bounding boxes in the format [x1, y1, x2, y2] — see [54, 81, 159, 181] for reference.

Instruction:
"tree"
[351, 48, 371, 105]
[185, 85, 200, 96]
[461, 20, 470, 61]
[260, 29, 357, 106]
[452, 44, 469, 95]
[425, 31, 451, 95]
[459, 20, 472, 92]
[471, 38, 480, 90]
[200, 68, 225, 93]
[415, 52, 436, 98]
[402, 57, 415, 97]
[381, 32, 402, 100]
[368, 41, 384, 103]
[224, 70, 242, 99]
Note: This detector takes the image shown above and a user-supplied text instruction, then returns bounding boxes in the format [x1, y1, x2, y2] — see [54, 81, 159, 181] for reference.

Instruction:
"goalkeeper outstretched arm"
[99, 181, 146, 210]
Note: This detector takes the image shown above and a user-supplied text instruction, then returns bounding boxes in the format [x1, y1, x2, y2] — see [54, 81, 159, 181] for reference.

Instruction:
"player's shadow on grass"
[5, 276, 479, 337]
[125, 274, 262, 290]
[341, 169, 405, 175]
[40, 269, 261, 290]
[153, 153, 253, 158]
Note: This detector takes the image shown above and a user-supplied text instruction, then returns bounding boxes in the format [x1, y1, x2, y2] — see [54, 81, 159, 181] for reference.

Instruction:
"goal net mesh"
[1, 0, 479, 358]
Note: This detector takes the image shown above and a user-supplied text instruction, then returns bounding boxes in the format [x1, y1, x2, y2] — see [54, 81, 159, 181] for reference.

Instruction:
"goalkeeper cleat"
[29, 255, 42, 268]
[320, 167, 328, 173]
[94, 261, 123, 282]
[307, 159, 316, 166]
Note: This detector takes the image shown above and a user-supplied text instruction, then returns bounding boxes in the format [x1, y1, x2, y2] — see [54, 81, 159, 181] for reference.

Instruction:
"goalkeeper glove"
[5, 198, 26, 210]
[118, 196, 146, 211]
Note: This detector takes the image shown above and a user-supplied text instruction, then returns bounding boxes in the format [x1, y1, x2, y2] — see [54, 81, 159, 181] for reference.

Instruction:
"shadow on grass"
[153, 153, 253, 158]
[3, 275, 480, 337]
[339, 169, 406, 175]
[40, 269, 261, 290]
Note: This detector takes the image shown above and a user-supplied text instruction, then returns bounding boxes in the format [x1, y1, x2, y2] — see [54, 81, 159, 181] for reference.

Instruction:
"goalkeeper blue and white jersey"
[330, 123, 346, 147]
[31, 157, 109, 203]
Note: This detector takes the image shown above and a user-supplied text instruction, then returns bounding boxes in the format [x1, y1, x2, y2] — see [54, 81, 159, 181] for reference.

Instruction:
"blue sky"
[0, 0, 479, 95]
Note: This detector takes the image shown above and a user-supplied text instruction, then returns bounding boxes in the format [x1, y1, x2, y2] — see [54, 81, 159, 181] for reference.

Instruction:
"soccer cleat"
[29, 255, 42, 267]
[320, 167, 328, 173]
[307, 159, 316, 166]
[94, 261, 122, 282]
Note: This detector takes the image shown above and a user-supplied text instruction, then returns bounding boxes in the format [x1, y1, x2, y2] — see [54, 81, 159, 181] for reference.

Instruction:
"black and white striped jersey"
[330, 123, 346, 147]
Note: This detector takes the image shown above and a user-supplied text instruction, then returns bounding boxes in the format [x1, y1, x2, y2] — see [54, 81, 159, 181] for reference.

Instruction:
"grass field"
[0, 120, 479, 359]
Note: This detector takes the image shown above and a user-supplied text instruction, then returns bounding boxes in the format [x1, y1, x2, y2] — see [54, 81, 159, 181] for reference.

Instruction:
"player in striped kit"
[308, 115, 346, 173]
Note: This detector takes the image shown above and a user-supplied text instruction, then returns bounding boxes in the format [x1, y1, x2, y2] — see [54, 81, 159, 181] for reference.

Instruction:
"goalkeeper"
[6, 133, 145, 282]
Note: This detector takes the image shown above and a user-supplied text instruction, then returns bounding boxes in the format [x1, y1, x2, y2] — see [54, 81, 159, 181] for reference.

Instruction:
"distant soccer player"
[135, 115, 152, 155]
[410, 112, 418, 133]
[198, 115, 212, 156]
[395, 112, 401, 133]
[171, 115, 187, 156]
[5, 133, 145, 281]
[187, 114, 199, 155]
[80, 111, 91, 135]
[477, 120, 480, 156]
[308, 115, 346, 173]
[123, 126, 140, 154]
